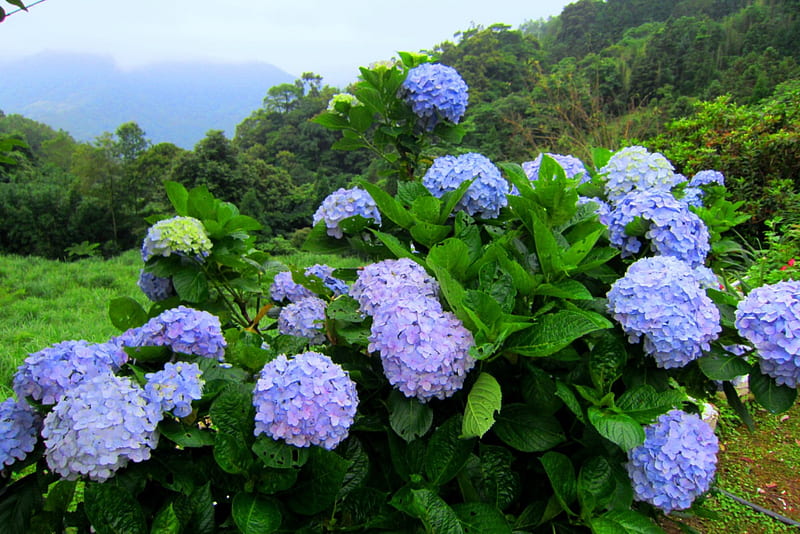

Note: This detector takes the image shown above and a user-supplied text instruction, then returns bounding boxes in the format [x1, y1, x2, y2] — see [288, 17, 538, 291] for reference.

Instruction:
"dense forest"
[1, 0, 798, 258]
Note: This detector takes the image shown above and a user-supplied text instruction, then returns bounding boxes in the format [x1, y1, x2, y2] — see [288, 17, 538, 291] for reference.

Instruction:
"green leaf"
[183, 483, 215, 534]
[506, 310, 613, 357]
[186, 186, 217, 221]
[252, 436, 310, 469]
[43, 480, 76, 514]
[563, 227, 605, 268]
[302, 221, 351, 254]
[588, 333, 628, 392]
[521, 366, 562, 415]
[615, 385, 684, 424]
[151, 502, 182, 534]
[587, 407, 645, 451]
[172, 267, 209, 303]
[6, 0, 27, 11]
[371, 230, 421, 263]
[411, 195, 442, 223]
[209, 383, 255, 435]
[590, 509, 664, 534]
[164, 180, 189, 215]
[438, 178, 474, 223]
[493, 404, 565, 452]
[84, 483, 147, 534]
[425, 416, 475, 485]
[391, 488, 465, 534]
[722, 380, 755, 431]
[214, 430, 254, 474]
[232, 493, 281, 534]
[453, 502, 511, 534]
[461, 373, 502, 439]
[389, 390, 434, 442]
[750, 364, 797, 414]
[311, 111, 350, 130]
[410, 221, 452, 248]
[428, 238, 471, 281]
[533, 280, 593, 300]
[540, 451, 577, 514]
[577, 457, 615, 513]
[159, 419, 215, 447]
[288, 448, 350, 515]
[332, 135, 368, 151]
[697, 347, 752, 380]
[530, 209, 566, 279]
[109, 296, 148, 331]
[360, 181, 414, 228]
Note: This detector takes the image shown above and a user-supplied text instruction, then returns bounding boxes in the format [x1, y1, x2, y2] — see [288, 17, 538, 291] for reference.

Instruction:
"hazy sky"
[0, 0, 573, 85]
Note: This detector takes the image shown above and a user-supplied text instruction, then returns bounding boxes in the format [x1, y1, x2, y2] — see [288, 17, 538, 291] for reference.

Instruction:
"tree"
[263, 83, 303, 113]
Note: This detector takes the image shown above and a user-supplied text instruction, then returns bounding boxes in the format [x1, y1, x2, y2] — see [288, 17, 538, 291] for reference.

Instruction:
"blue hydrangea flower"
[600, 146, 686, 204]
[369, 297, 476, 401]
[681, 186, 704, 208]
[305, 264, 349, 296]
[398, 63, 469, 131]
[0, 398, 41, 467]
[627, 410, 719, 513]
[144, 361, 204, 417]
[41, 374, 161, 482]
[137, 270, 175, 302]
[735, 281, 800, 387]
[690, 170, 725, 187]
[253, 351, 359, 449]
[13, 340, 124, 405]
[141, 216, 212, 262]
[270, 271, 314, 303]
[350, 258, 439, 316]
[578, 196, 611, 220]
[313, 187, 381, 239]
[278, 297, 328, 345]
[522, 153, 590, 183]
[605, 189, 710, 267]
[422, 153, 509, 219]
[607, 256, 721, 369]
[127, 306, 227, 361]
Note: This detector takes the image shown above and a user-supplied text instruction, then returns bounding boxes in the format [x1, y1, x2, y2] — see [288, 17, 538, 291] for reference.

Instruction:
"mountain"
[0, 52, 296, 148]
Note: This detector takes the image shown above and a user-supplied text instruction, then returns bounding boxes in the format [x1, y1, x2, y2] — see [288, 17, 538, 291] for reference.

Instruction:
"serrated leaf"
[392, 488, 465, 534]
[540, 451, 576, 514]
[84, 483, 147, 534]
[151, 502, 182, 534]
[534, 280, 593, 300]
[287, 448, 350, 515]
[453, 502, 511, 533]
[389, 390, 434, 442]
[750, 364, 797, 414]
[425, 416, 475, 485]
[214, 430, 254, 474]
[578, 457, 615, 513]
[506, 310, 613, 357]
[493, 404, 565, 452]
[172, 267, 209, 303]
[461, 373, 502, 439]
[360, 181, 414, 228]
[159, 419, 215, 447]
[590, 509, 664, 534]
[587, 407, 645, 451]
[252, 436, 309, 469]
[164, 180, 189, 215]
[232, 493, 281, 534]
[697, 348, 751, 380]
[616, 385, 684, 424]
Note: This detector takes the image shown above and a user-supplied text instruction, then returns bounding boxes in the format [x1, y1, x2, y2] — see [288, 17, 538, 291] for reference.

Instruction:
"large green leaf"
[540, 451, 577, 515]
[615, 385, 684, 424]
[213, 430, 254, 474]
[493, 404, 565, 452]
[750, 364, 797, 414]
[590, 510, 664, 534]
[172, 266, 209, 303]
[287, 448, 350, 515]
[360, 181, 414, 228]
[84, 483, 147, 534]
[164, 180, 189, 215]
[587, 407, 645, 451]
[231, 493, 281, 534]
[151, 502, 182, 534]
[391, 488, 465, 534]
[108, 296, 148, 331]
[425, 416, 475, 485]
[389, 390, 434, 442]
[577, 456, 615, 513]
[252, 436, 310, 469]
[697, 347, 752, 381]
[209, 383, 255, 435]
[453, 503, 512, 534]
[506, 310, 613, 357]
[461, 373, 503, 439]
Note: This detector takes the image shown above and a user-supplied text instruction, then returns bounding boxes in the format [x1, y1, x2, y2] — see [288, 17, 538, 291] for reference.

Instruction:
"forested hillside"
[1, 0, 798, 258]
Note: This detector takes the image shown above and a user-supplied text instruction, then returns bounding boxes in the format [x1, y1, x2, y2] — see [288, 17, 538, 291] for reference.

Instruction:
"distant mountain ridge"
[0, 52, 296, 148]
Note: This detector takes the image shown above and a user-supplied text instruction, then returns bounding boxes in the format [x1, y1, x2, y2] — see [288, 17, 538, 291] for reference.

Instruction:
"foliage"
[1, 56, 795, 534]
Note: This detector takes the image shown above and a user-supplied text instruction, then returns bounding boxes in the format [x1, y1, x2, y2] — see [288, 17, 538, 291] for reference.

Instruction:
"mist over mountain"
[0, 52, 296, 148]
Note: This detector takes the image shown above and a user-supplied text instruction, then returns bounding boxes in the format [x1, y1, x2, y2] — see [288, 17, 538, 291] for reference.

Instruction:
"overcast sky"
[0, 0, 573, 85]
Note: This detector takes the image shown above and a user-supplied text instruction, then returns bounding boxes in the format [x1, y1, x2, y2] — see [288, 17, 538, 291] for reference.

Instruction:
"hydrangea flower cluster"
[127, 306, 227, 361]
[607, 256, 721, 369]
[313, 187, 381, 239]
[398, 63, 469, 131]
[141, 216, 212, 262]
[305, 264, 349, 296]
[350, 258, 439, 315]
[422, 153, 509, 219]
[327, 93, 361, 114]
[252, 351, 358, 449]
[578, 196, 611, 219]
[626, 410, 719, 513]
[278, 296, 328, 345]
[0, 398, 41, 467]
[270, 271, 314, 303]
[690, 170, 725, 187]
[734, 280, 800, 387]
[13, 340, 124, 405]
[680, 186, 704, 208]
[137, 270, 175, 302]
[605, 189, 710, 267]
[600, 146, 685, 204]
[369, 298, 476, 401]
[522, 153, 590, 183]
[144, 362, 205, 418]
[41, 374, 161, 482]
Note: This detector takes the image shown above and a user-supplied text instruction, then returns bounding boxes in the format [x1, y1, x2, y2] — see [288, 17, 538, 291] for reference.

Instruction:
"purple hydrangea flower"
[627, 410, 719, 513]
[278, 296, 328, 345]
[398, 63, 469, 131]
[735, 281, 800, 387]
[305, 264, 349, 296]
[522, 153, 590, 183]
[141, 216, 212, 262]
[0, 398, 41, 467]
[270, 271, 314, 303]
[422, 153, 509, 219]
[127, 306, 227, 361]
[600, 146, 686, 204]
[313, 187, 381, 239]
[253, 351, 359, 449]
[605, 189, 710, 267]
[369, 297, 476, 401]
[13, 340, 124, 405]
[137, 270, 175, 302]
[41, 374, 161, 482]
[145, 361, 204, 417]
[690, 170, 725, 187]
[607, 256, 721, 369]
[350, 258, 439, 316]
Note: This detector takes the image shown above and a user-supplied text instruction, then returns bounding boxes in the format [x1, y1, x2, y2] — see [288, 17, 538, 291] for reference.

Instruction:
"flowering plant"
[0, 56, 789, 534]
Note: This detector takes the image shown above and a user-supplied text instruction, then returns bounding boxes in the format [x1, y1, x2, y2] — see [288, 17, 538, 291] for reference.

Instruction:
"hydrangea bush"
[0, 54, 786, 534]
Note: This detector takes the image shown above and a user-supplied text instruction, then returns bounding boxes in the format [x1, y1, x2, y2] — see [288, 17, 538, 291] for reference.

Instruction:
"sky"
[0, 0, 573, 85]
